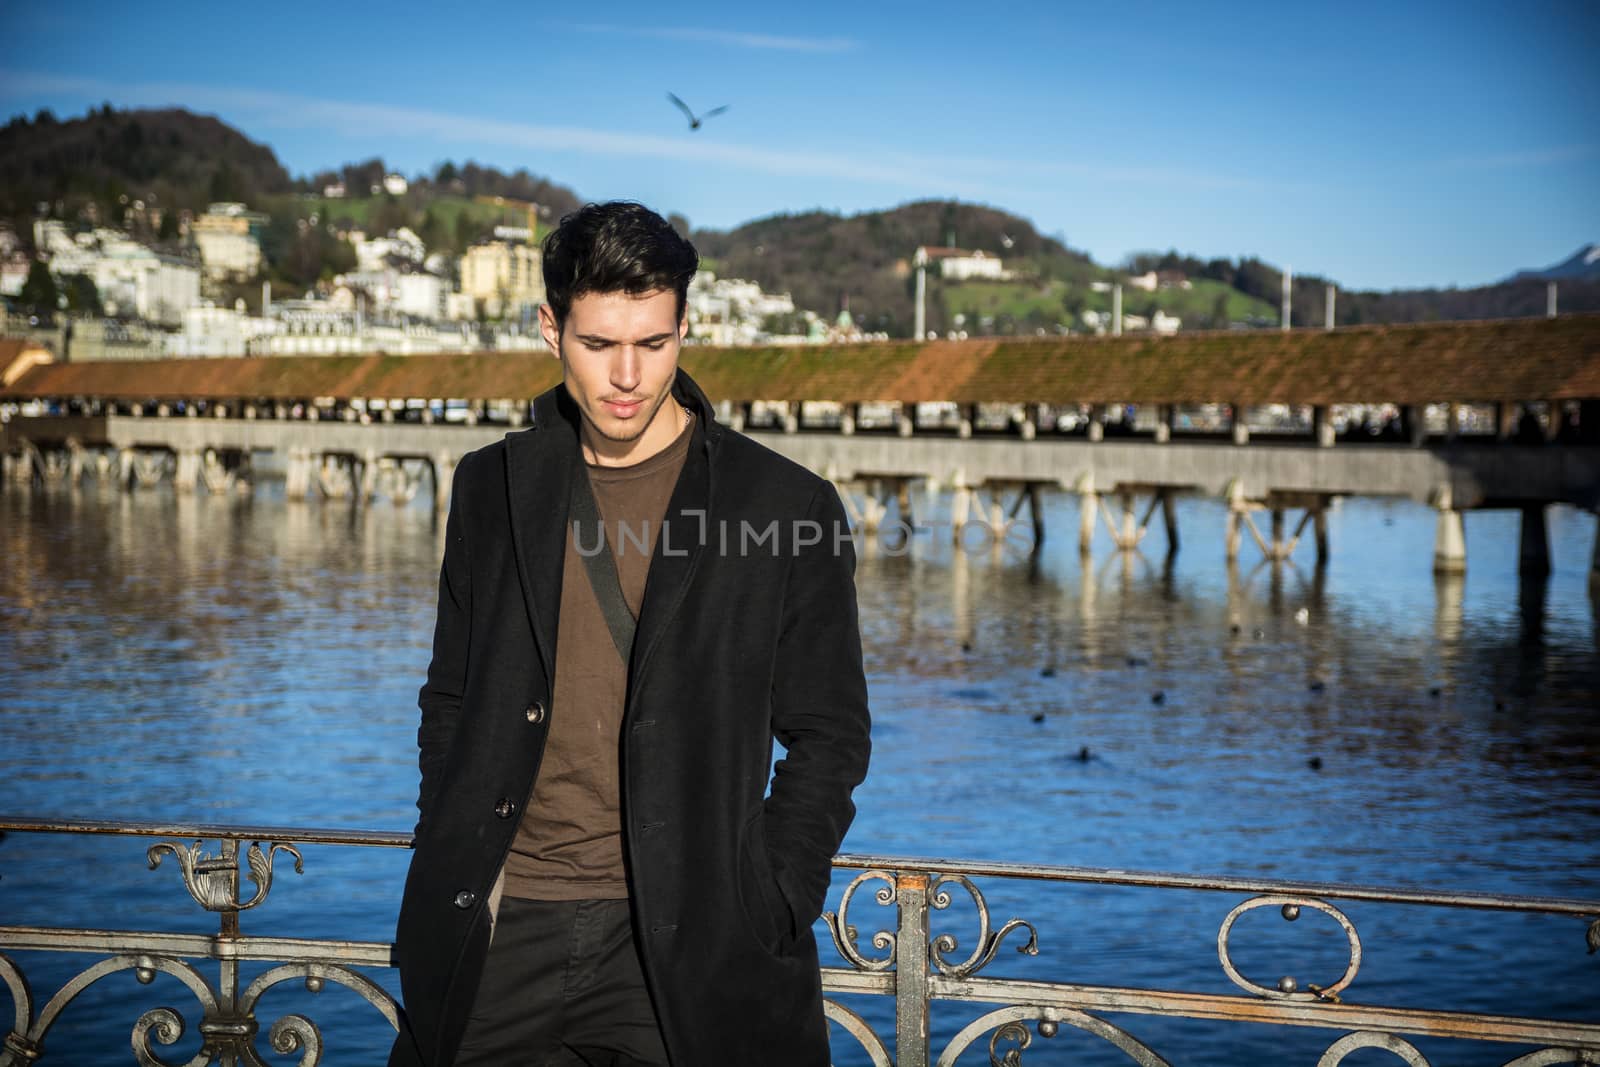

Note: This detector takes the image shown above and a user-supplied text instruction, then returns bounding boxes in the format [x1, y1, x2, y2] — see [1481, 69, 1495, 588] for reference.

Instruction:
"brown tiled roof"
[4, 316, 1597, 405]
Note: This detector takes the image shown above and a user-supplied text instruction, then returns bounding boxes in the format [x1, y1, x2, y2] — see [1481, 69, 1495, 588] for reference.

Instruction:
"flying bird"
[668, 92, 728, 130]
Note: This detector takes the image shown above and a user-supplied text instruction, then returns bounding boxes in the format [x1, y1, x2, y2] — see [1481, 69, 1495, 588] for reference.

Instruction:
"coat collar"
[505, 367, 721, 688]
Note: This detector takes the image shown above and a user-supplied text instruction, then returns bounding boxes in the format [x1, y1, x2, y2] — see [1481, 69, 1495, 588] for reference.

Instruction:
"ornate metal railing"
[1, 817, 1596, 1065]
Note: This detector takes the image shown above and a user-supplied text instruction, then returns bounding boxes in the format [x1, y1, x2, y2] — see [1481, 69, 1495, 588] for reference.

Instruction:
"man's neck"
[581, 396, 688, 468]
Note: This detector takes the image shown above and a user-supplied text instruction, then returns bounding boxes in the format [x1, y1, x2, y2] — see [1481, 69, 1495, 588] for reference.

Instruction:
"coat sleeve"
[414, 453, 474, 838]
[764, 481, 872, 935]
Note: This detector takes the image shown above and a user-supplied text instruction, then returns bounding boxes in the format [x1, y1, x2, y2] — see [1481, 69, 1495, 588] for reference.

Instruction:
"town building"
[917, 246, 1011, 281]
[459, 239, 544, 319]
[190, 202, 267, 281]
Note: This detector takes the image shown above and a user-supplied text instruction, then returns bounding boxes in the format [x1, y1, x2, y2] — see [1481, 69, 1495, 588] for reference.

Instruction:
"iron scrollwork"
[146, 840, 304, 913]
[1217, 895, 1361, 1002]
[928, 873, 1038, 978]
[821, 871, 898, 972]
[935, 1006, 1171, 1067]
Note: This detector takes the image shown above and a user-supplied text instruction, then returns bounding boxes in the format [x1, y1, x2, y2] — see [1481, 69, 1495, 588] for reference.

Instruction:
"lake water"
[1, 476, 1596, 1065]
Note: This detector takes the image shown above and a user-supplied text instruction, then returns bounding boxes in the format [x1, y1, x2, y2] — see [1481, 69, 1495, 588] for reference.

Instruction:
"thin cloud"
[2, 73, 1274, 200]
[1434, 144, 1597, 170]
[567, 23, 859, 53]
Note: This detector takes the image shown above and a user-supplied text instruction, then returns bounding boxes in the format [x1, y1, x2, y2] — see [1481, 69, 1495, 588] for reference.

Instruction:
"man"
[389, 201, 871, 1067]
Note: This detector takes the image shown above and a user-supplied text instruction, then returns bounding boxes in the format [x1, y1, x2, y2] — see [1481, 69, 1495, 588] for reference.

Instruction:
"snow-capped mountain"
[1506, 243, 1600, 283]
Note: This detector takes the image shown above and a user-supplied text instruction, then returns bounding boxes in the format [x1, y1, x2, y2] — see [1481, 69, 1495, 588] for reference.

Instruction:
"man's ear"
[678, 315, 689, 342]
[538, 304, 562, 358]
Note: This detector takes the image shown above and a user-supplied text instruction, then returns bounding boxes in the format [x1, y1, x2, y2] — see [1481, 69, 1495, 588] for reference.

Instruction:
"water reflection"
[2, 483, 1597, 1065]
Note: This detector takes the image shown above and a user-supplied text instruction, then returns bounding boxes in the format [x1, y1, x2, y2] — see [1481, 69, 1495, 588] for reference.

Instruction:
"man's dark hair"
[542, 201, 698, 332]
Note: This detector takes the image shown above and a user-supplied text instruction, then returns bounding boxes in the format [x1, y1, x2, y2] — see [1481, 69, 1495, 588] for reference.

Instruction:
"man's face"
[540, 288, 687, 463]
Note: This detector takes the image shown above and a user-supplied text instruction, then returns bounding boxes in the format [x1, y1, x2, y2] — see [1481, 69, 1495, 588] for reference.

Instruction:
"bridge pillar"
[1432, 487, 1466, 574]
[1087, 405, 1105, 443]
[1225, 482, 1246, 561]
[1154, 404, 1173, 444]
[357, 449, 380, 505]
[66, 437, 85, 485]
[958, 403, 974, 439]
[1076, 474, 1096, 554]
[1590, 513, 1600, 592]
[432, 452, 456, 513]
[1019, 407, 1036, 441]
[952, 483, 972, 546]
[1230, 406, 1249, 445]
[1312, 405, 1336, 448]
[288, 449, 315, 501]
[1519, 504, 1550, 577]
[840, 404, 856, 436]
[896, 410, 913, 437]
[1162, 489, 1179, 555]
[173, 449, 200, 493]
[782, 404, 798, 435]
[730, 402, 747, 432]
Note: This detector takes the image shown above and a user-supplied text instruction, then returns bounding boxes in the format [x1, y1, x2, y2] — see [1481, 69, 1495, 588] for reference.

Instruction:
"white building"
[169, 304, 279, 357]
[397, 272, 447, 320]
[686, 270, 803, 346]
[382, 173, 409, 197]
[917, 246, 1010, 281]
[352, 227, 426, 272]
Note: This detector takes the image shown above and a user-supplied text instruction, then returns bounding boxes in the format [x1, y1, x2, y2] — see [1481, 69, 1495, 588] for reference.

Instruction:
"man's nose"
[611, 347, 642, 391]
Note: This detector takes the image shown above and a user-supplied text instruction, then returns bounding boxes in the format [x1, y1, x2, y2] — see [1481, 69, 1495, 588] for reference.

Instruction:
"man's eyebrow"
[574, 331, 676, 345]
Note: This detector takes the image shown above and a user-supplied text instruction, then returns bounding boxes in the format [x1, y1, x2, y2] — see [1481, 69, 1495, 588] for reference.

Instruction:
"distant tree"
[60, 273, 101, 314]
[157, 208, 179, 242]
[208, 161, 244, 204]
[668, 212, 691, 238]
[455, 210, 481, 249]
[371, 194, 410, 236]
[435, 160, 459, 185]
[341, 158, 386, 196]
[1212, 290, 1230, 327]
[18, 261, 58, 314]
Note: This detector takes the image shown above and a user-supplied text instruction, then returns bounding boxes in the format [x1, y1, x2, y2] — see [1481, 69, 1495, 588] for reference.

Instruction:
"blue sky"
[3, 0, 1596, 290]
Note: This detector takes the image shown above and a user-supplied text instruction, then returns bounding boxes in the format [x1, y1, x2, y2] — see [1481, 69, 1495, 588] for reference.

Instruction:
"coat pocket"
[736, 809, 793, 956]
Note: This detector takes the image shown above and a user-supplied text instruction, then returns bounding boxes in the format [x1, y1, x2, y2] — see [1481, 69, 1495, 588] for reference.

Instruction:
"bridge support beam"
[1520, 504, 1550, 577]
[1228, 488, 1331, 564]
[1231, 405, 1249, 446]
[1087, 405, 1106, 443]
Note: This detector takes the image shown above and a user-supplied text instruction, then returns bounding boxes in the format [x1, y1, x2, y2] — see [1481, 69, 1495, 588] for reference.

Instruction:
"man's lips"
[603, 398, 645, 418]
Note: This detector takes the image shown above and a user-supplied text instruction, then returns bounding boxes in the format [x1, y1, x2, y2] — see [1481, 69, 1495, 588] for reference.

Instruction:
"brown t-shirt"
[503, 412, 694, 900]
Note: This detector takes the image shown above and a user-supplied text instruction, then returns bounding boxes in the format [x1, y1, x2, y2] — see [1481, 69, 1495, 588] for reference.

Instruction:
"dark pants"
[454, 897, 670, 1067]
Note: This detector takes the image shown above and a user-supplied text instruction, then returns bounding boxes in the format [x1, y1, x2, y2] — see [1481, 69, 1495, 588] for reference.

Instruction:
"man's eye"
[584, 341, 609, 351]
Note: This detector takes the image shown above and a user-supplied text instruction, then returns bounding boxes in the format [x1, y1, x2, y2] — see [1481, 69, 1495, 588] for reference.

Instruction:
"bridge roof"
[4, 315, 1598, 406]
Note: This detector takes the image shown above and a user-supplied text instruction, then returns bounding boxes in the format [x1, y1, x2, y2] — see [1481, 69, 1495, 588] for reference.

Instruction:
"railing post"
[895, 871, 930, 1067]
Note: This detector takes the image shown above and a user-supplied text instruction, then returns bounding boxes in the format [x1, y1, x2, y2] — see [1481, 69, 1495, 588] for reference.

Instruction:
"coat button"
[494, 797, 516, 819]
[453, 890, 477, 910]
[525, 701, 546, 724]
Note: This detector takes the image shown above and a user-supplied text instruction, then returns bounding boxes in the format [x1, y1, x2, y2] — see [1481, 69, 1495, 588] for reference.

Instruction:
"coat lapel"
[505, 385, 578, 683]
[631, 371, 720, 694]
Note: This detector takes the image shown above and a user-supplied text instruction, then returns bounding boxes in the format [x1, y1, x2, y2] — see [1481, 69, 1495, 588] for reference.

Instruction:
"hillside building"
[459, 239, 544, 319]
[191, 203, 266, 281]
[917, 246, 1010, 281]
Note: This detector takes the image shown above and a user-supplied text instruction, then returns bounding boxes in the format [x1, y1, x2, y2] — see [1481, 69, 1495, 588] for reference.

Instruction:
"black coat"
[388, 371, 872, 1066]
